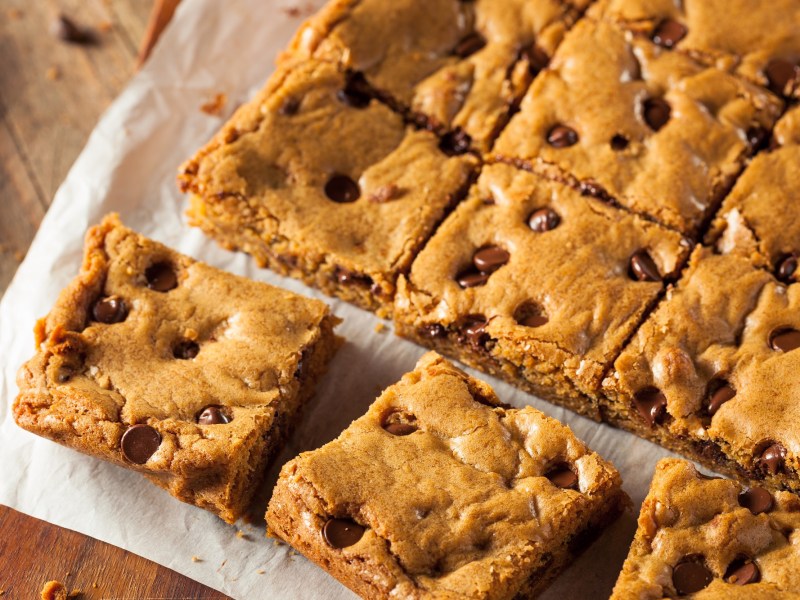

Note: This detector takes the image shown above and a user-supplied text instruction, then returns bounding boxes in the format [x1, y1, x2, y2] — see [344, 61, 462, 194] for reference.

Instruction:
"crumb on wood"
[200, 93, 227, 116]
[191, 555, 202, 563]
[46, 66, 61, 81]
[40, 580, 67, 600]
[68, 590, 81, 598]
[374, 322, 387, 333]
[97, 20, 113, 33]
[92, 583, 98, 589]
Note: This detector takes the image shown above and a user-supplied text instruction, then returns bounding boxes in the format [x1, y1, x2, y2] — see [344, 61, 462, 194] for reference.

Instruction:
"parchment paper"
[0, 1, 686, 597]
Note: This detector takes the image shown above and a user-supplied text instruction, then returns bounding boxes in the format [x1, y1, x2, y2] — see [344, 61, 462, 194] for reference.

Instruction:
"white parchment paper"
[0, 0, 686, 597]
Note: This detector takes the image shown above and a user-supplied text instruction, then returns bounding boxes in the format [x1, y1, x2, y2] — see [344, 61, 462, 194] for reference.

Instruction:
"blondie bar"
[14, 214, 340, 523]
[394, 163, 690, 418]
[267, 352, 627, 599]
[492, 18, 783, 236]
[179, 60, 476, 316]
[611, 459, 800, 598]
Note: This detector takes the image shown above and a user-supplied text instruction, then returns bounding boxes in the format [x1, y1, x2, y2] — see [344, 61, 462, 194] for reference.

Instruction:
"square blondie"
[394, 163, 690, 418]
[612, 459, 800, 598]
[267, 352, 627, 599]
[14, 214, 340, 523]
[285, 0, 585, 151]
[493, 18, 783, 236]
[179, 59, 477, 316]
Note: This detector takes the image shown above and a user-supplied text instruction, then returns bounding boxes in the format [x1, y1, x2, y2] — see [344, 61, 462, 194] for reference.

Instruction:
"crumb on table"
[40, 580, 67, 600]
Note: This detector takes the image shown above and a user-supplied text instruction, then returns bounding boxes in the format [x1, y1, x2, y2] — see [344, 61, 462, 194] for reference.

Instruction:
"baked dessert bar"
[589, 0, 800, 99]
[394, 163, 690, 419]
[611, 458, 800, 598]
[492, 18, 783, 236]
[708, 105, 800, 273]
[14, 214, 340, 523]
[604, 247, 800, 496]
[284, 0, 586, 151]
[267, 352, 627, 599]
[179, 59, 477, 316]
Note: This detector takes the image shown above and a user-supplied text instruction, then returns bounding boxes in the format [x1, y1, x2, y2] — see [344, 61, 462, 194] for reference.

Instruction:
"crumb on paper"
[46, 66, 61, 81]
[191, 555, 202, 563]
[281, 3, 316, 18]
[256, 569, 266, 575]
[374, 322, 387, 333]
[200, 93, 228, 116]
[272, 539, 284, 547]
[236, 530, 253, 541]
[40, 580, 67, 600]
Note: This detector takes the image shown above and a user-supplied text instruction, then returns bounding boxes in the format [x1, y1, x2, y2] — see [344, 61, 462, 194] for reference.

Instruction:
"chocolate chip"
[473, 246, 509, 273]
[528, 208, 560, 232]
[610, 134, 629, 151]
[746, 126, 770, 151]
[643, 98, 671, 131]
[51, 14, 95, 45]
[454, 31, 486, 58]
[197, 406, 230, 425]
[121, 424, 161, 464]
[337, 72, 372, 109]
[769, 328, 800, 352]
[334, 267, 373, 287]
[725, 557, 760, 585]
[439, 128, 472, 156]
[323, 518, 365, 548]
[173, 340, 199, 359]
[460, 314, 489, 347]
[651, 19, 687, 49]
[325, 174, 360, 203]
[738, 486, 774, 515]
[514, 301, 548, 328]
[419, 323, 447, 339]
[706, 380, 735, 417]
[757, 442, 787, 474]
[279, 97, 300, 116]
[776, 254, 798, 283]
[145, 262, 178, 292]
[92, 295, 128, 324]
[629, 250, 661, 282]
[672, 556, 713, 595]
[633, 387, 667, 426]
[522, 44, 549, 75]
[384, 422, 417, 435]
[579, 179, 610, 200]
[545, 464, 578, 490]
[55, 366, 74, 383]
[456, 269, 490, 288]
[547, 124, 578, 148]
[765, 59, 799, 96]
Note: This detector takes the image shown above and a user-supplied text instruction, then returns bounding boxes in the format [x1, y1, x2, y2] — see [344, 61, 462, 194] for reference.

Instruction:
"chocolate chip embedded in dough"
[197, 406, 230, 425]
[528, 208, 560, 232]
[706, 380, 735, 416]
[651, 19, 687, 49]
[765, 59, 799, 96]
[439, 128, 472, 156]
[757, 442, 787, 474]
[92, 295, 128, 324]
[324, 174, 360, 203]
[472, 246, 509, 273]
[456, 269, 490, 288]
[672, 556, 713, 595]
[725, 557, 760, 585]
[633, 387, 667, 426]
[546, 124, 578, 148]
[173, 340, 199, 360]
[337, 72, 372, 109]
[643, 98, 671, 131]
[145, 262, 178, 292]
[776, 254, 798, 284]
[769, 328, 800, 352]
[323, 518, 365, 548]
[738, 487, 774, 515]
[629, 250, 661, 282]
[545, 464, 578, 490]
[121, 424, 161, 464]
[454, 31, 486, 58]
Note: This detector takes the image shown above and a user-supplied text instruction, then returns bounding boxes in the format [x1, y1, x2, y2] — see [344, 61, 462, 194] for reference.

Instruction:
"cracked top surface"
[493, 18, 783, 235]
[284, 0, 581, 150]
[612, 458, 800, 599]
[589, 0, 800, 97]
[606, 248, 800, 486]
[273, 352, 622, 599]
[709, 107, 800, 270]
[179, 59, 476, 280]
[14, 214, 334, 515]
[394, 163, 689, 394]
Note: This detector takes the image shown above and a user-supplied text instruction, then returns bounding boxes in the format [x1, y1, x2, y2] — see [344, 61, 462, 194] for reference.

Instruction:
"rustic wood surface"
[0, 1, 229, 598]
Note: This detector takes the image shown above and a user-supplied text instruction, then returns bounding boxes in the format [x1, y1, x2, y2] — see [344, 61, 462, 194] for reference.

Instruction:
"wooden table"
[0, 1, 228, 597]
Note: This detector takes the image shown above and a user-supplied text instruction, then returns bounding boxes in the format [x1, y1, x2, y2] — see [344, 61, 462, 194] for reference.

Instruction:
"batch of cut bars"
[13, 0, 800, 597]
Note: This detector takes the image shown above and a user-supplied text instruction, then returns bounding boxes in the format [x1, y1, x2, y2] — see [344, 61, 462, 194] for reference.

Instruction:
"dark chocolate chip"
[334, 267, 373, 287]
[325, 174, 360, 203]
[514, 301, 548, 328]
[746, 126, 770, 151]
[777, 254, 798, 284]
[672, 556, 713, 595]
[337, 72, 372, 109]
[323, 518, 365, 548]
[725, 557, 760, 585]
[473, 246, 509, 273]
[145, 262, 178, 292]
[51, 14, 95, 45]
[652, 19, 687, 49]
[769, 328, 800, 352]
[629, 250, 662, 282]
[757, 442, 787, 474]
[765, 59, 799, 96]
[419, 323, 447, 339]
[547, 124, 578, 148]
[528, 208, 560, 232]
[522, 44, 549, 75]
[454, 31, 486, 58]
[439, 128, 472, 156]
[197, 406, 230, 425]
[610, 134, 629, 151]
[92, 295, 128, 324]
[579, 179, 609, 200]
[738, 486, 774, 515]
[706, 380, 735, 417]
[384, 422, 417, 436]
[456, 269, 490, 288]
[643, 98, 671, 131]
[121, 424, 161, 464]
[633, 387, 667, 426]
[55, 366, 74, 383]
[279, 97, 300, 116]
[173, 340, 199, 359]
[545, 464, 578, 490]
[460, 314, 489, 347]
[382, 410, 417, 436]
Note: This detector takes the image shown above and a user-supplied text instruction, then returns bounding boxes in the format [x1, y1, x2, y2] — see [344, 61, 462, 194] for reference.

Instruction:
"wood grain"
[1, 1, 230, 597]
